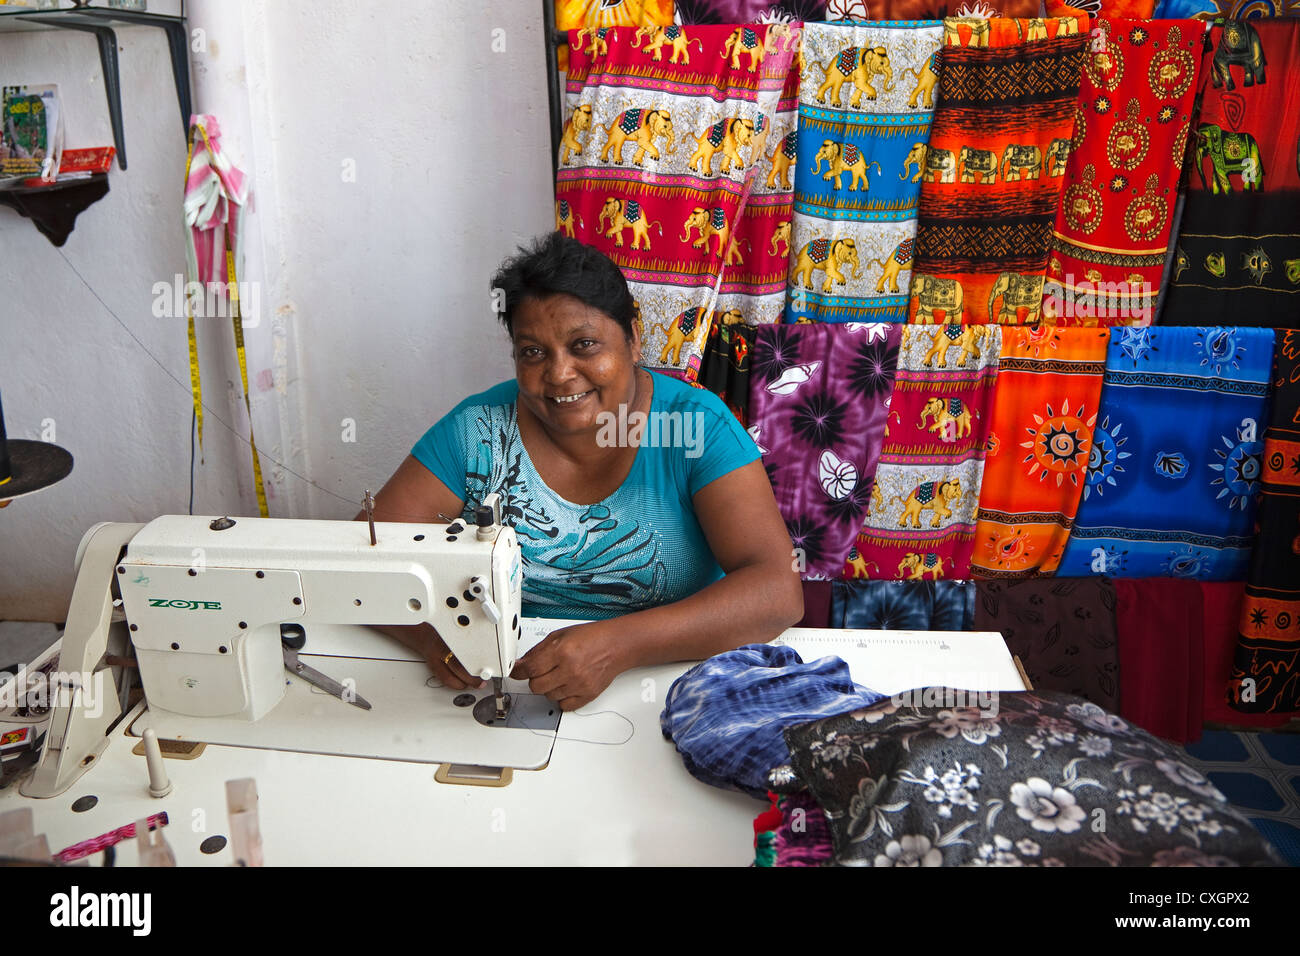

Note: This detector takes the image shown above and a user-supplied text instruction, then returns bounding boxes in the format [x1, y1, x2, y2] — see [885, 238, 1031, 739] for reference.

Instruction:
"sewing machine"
[18, 497, 566, 800]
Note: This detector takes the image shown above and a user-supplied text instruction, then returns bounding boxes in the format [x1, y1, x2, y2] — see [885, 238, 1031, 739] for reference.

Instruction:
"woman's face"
[512, 294, 641, 439]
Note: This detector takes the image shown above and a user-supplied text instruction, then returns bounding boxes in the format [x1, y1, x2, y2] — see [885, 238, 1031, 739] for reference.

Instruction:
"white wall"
[1, 0, 554, 620]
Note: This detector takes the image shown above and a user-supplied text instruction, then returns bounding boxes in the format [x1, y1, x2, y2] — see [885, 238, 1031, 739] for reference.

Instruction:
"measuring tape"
[184, 122, 269, 518]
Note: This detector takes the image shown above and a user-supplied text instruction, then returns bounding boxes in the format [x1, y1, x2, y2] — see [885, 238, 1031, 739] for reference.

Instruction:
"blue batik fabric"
[1057, 327, 1275, 580]
[660, 643, 884, 797]
[785, 21, 942, 323]
[831, 579, 974, 630]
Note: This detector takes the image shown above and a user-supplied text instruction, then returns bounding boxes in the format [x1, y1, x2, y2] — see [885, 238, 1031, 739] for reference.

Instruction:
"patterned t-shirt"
[411, 371, 759, 620]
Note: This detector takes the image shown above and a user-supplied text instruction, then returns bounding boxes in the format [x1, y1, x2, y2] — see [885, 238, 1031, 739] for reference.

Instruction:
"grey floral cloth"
[772, 690, 1282, 867]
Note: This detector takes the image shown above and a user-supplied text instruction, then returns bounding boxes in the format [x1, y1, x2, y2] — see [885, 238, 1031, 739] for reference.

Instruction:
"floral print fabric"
[748, 322, 901, 579]
[1056, 327, 1274, 581]
[845, 324, 1001, 579]
[775, 689, 1281, 866]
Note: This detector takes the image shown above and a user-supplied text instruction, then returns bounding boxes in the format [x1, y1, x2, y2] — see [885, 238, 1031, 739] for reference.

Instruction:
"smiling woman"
[365, 233, 803, 710]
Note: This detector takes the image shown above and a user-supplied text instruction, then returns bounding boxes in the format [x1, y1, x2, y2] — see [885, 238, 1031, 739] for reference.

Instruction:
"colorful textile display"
[695, 319, 757, 423]
[826, 0, 1042, 19]
[777, 689, 1281, 865]
[971, 326, 1110, 578]
[555, 0, 674, 71]
[660, 643, 884, 797]
[832, 579, 975, 629]
[785, 21, 944, 323]
[907, 15, 1090, 326]
[1160, 19, 1300, 328]
[748, 322, 901, 579]
[753, 790, 835, 867]
[1201, 581, 1291, 727]
[676, 0, 827, 21]
[845, 324, 1001, 578]
[1057, 327, 1273, 580]
[973, 577, 1120, 712]
[1231, 330, 1300, 714]
[1115, 578, 1205, 741]
[556, 24, 798, 375]
[1048, 0, 1157, 18]
[1043, 18, 1204, 327]
[1152, 0, 1300, 18]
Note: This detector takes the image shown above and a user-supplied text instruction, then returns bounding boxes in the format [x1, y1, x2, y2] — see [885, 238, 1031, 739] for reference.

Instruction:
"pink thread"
[54, 812, 169, 863]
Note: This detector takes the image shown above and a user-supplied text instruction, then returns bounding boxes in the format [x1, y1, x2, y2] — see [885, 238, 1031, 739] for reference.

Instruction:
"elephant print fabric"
[845, 324, 1001, 580]
[784, 22, 944, 324]
[556, 25, 800, 376]
[970, 326, 1110, 579]
[908, 15, 1090, 325]
[1057, 327, 1274, 581]
[747, 322, 901, 579]
[1231, 330, 1300, 716]
[1044, 19, 1203, 328]
[554, 0, 674, 71]
[1160, 19, 1300, 327]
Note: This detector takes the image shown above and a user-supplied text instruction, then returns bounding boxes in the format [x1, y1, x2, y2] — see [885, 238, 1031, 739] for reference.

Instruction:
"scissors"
[280, 624, 372, 711]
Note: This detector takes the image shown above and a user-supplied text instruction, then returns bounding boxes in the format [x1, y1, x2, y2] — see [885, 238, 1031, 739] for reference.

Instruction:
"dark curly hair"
[490, 233, 636, 340]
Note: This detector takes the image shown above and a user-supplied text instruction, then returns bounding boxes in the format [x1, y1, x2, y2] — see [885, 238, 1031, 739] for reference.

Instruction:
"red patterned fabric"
[1115, 578, 1205, 743]
[1044, 19, 1204, 327]
[1201, 581, 1292, 728]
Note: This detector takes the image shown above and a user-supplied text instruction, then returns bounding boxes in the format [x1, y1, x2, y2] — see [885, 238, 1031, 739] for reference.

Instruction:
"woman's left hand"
[511, 620, 624, 711]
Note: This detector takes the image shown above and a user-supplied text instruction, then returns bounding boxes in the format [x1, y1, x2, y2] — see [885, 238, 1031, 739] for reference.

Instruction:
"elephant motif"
[689, 117, 755, 176]
[682, 206, 730, 256]
[869, 237, 914, 294]
[599, 198, 663, 250]
[900, 142, 927, 183]
[560, 104, 592, 165]
[575, 27, 610, 58]
[943, 18, 989, 48]
[845, 547, 879, 579]
[815, 45, 894, 108]
[898, 552, 948, 581]
[813, 140, 882, 191]
[920, 397, 972, 440]
[554, 200, 582, 238]
[988, 271, 1045, 325]
[923, 324, 989, 368]
[1045, 138, 1070, 177]
[769, 220, 791, 257]
[765, 129, 797, 189]
[725, 236, 750, 266]
[652, 305, 709, 367]
[717, 308, 746, 326]
[924, 147, 957, 183]
[601, 108, 675, 166]
[959, 146, 999, 185]
[910, 275, 964, 324]
[1211, 19, 1266, 91]
[792, 237, 862, 292]
[722, 26, 764, 71]
[901, 51, 940, 110]
[1002, 144, 1043, 181]
[633, 24, 703, 64]
[1195, 123, 1264, 194]
[896, 479, 962, 530]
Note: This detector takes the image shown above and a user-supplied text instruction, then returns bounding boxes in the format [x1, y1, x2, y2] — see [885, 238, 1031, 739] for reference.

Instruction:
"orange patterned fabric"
[555, 0, 675, 71]
[1048, 0, 1157, 17]
[908, 15, 1090, 326]
[971, 326, 1110, 578]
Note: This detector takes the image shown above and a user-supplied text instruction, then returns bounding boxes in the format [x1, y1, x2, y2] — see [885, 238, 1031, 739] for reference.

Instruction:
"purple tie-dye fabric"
[747, 323, 900, 579]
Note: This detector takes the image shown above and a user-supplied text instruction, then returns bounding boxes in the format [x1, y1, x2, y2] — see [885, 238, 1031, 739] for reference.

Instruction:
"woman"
[368, 233, 802, 710]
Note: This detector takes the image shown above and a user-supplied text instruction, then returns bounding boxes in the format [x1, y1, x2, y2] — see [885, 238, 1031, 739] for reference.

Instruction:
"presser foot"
[470, 690, 561, 733]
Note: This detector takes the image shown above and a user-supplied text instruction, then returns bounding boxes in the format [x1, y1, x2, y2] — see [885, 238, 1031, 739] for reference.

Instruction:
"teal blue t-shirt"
[411, 371, 759, 621]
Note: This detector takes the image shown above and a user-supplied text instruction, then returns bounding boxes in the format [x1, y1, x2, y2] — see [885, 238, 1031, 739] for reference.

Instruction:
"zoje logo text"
[147, 599, 222, 610]
[50, 887, 151, 936]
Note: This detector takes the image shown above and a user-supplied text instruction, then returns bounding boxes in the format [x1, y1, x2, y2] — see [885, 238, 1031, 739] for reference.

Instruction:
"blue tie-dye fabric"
[831, 579, 975, 630]
[660, 643, 883, 797]
[1056, 327, 1274, 580]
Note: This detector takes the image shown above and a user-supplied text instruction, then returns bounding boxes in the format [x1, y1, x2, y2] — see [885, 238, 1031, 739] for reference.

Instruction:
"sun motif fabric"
[555, 0, 675, 71]
[747, 322, 901, 579]
[557, 25, 799, 376]
[1231, 329, 1300, 715]
[784, 21, 945, 323]
[971, 326, 1110, 578]
[1159, 19, 1300, 327]
[1056, 327, 1274, 580]
[906, 15, 1090, 326]
[1043, 19, 1203, 327]
[844, 324, 1001, 580]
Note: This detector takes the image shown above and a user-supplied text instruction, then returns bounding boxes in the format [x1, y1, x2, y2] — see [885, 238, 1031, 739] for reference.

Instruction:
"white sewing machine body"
[118, 514, 522, 721]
